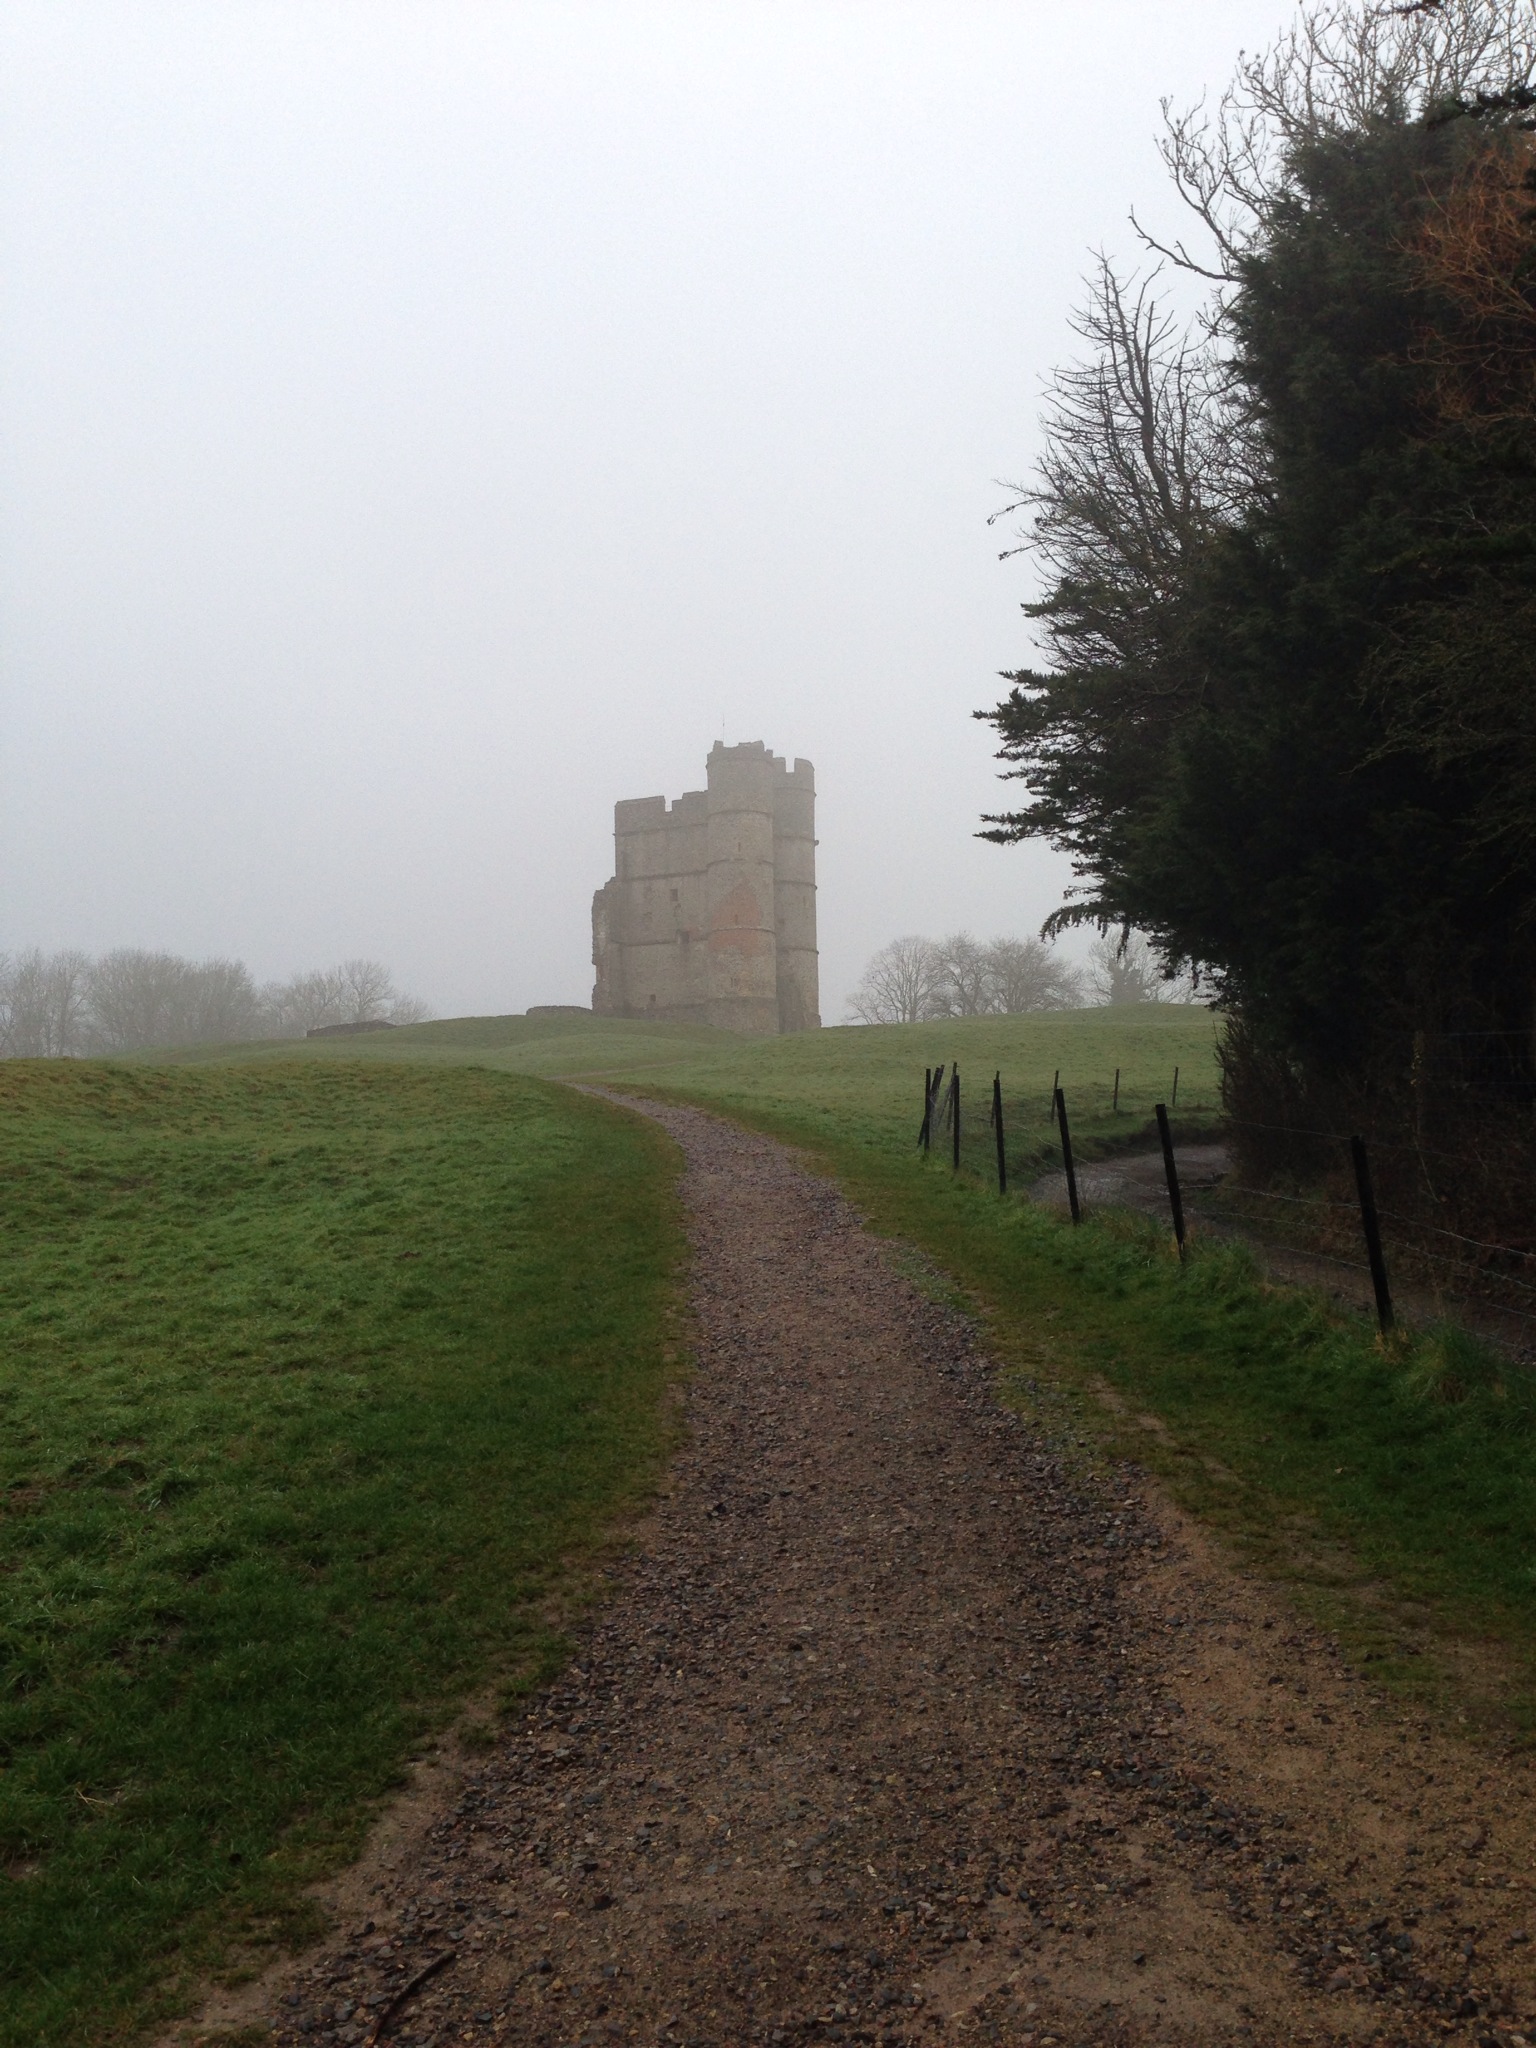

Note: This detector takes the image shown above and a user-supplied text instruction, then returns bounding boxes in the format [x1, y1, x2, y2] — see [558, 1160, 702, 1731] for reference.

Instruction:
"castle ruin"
[591, 741, 819, 1034]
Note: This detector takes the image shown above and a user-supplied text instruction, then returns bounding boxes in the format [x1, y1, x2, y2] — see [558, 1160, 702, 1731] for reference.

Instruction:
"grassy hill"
[142, 1004, 1224, 1180]
[136, 1008, 730, 1079]
[24, 1001, 1536, 2046]
[587, 1005, 1222, 1176]
[0, 1058, 683, 2047]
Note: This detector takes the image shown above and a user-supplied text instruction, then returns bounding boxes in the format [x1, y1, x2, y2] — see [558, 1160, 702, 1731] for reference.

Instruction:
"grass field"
[592, 1005, 1223, 1177]
[0, 1059, 683, 2048]
[139, 1010, 731, 1080]
[149, 1004, 1224, 1175]
[98, 997, 1536, 1960]
[143, 1008, 1536, 1724]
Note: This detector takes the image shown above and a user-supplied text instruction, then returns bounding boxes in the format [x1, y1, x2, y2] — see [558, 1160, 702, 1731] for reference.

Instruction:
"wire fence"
[1212, 1123, 1536, 1332]
[915, 1059, 1220, 1187]
[913, 1064, 1228, 1179]
[912, 1059, 1536, 1339]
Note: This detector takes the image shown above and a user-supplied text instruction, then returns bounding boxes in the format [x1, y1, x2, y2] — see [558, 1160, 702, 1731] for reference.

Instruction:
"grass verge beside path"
[605, 1038, 1536, 1746]
[0, 1060, 684, 2048]
[592, 1006, 1223, 1177]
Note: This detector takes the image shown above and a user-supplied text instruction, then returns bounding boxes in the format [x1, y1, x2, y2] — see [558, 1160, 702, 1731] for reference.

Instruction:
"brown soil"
[171, 1105, 1536, 2048]
[1029, 1144, 1232, 1222]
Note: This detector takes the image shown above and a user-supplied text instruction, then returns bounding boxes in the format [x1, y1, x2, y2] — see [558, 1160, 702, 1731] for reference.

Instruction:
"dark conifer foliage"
[981, 6, 1536, 1113]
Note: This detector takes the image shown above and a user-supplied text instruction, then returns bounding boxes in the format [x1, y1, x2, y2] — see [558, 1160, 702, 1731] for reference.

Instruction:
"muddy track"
[185, 1103, 1536, 2048]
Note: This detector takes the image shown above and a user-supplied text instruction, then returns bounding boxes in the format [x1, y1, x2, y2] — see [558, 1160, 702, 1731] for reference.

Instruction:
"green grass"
[137, 1003, 1221, 1172]
[0, 1058, 684, 2047]
[122, 1001, 1536, 1731]
[136, 1009, 734, 1081]
[593, 1005, 1223, 1176]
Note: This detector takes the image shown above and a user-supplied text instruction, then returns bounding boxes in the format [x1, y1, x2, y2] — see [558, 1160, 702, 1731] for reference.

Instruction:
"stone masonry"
[591, 741, 819, 1034]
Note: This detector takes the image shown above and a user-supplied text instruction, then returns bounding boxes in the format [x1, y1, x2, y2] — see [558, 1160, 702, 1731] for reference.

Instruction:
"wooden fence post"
[1055, 1087, 1081, 1225]
[950, 1068, 961, 1172]
[1155, 1102, 1186, 1261]
[992, 1071, 1006, 1194]
[1349, 1135, 1394, 1334]
[925, 1065, 945, 1152]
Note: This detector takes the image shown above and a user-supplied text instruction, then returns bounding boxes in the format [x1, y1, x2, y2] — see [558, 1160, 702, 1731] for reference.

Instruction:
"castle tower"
[591, 741, 819, 1034]
[773, 757, 818, 1034]
[703, 741, 781, 1034]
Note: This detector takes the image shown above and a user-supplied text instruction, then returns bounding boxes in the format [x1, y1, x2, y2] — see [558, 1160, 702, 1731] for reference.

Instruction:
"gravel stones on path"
[217, 1105, 1536, 2048]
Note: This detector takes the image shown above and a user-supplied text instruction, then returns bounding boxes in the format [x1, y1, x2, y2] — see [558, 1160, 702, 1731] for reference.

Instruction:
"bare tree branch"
[844, 936, 943, 1025]
[1143, 1, 1536, 288]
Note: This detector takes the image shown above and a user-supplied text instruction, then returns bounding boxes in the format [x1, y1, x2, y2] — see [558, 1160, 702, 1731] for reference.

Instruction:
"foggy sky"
[1, 1, 1288, 1021]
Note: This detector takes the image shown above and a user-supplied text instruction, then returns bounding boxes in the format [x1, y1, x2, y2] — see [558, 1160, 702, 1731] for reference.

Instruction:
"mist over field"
[0, 1, 1288, 1020]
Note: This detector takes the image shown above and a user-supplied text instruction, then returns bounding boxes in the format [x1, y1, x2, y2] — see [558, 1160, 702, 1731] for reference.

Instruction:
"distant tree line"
[0, 950, 431, 1058]
[978, 2, 1536, 1136]
[845, 930, 1192, 1025]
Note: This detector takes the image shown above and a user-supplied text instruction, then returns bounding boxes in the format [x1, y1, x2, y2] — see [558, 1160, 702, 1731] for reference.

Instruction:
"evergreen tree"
[981, 4, 1536, 1101]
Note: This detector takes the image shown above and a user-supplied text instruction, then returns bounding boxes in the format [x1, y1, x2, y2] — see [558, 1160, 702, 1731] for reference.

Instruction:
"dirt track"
[183, 1104, 1536, 2048]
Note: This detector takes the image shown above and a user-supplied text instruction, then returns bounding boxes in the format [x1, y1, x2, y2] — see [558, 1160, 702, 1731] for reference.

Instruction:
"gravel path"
[193, 1104, 1536, 2048]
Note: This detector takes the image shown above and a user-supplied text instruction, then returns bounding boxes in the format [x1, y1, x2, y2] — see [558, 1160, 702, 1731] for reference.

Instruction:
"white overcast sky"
[1, 1, 1290, 1020]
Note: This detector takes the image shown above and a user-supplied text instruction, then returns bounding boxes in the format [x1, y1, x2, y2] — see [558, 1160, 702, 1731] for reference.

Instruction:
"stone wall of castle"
[591, 741, 819, 1035]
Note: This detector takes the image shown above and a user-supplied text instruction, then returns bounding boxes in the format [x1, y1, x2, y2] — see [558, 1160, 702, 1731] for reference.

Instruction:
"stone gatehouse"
[591, 741, 819, 1034]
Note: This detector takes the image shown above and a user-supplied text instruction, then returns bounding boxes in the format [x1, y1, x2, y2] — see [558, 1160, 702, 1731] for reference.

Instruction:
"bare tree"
[980, 259, 1259, 909]
[0, 947, 430, 1054]
[1087, 930, 1198, 1005]
[338, 958, 397, 1023]
[86, 950, 195, 1052]
[84, 950, 264, 1051]
[928, 933, 997, 1019]
[0, 949, 92, 1056]
[261, 968, 347, 1037]
[262, 960, 431, 1036]
[847, 932, 1087, 1022]
[1139, 0, 1536, 286]
[180, 959, 264, 1043]
[1001, 3, 1536, 671]
[1028, 1, 1536, 677]
[992, 255, 1254, 673]
[267, 969, 347, 1035]
[845, 936, 943, 1025]
[984, 937, 1086, 1013]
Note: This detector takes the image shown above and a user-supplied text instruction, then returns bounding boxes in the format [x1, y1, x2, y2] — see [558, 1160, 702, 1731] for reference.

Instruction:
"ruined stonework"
[591, 742, 819, 1034]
